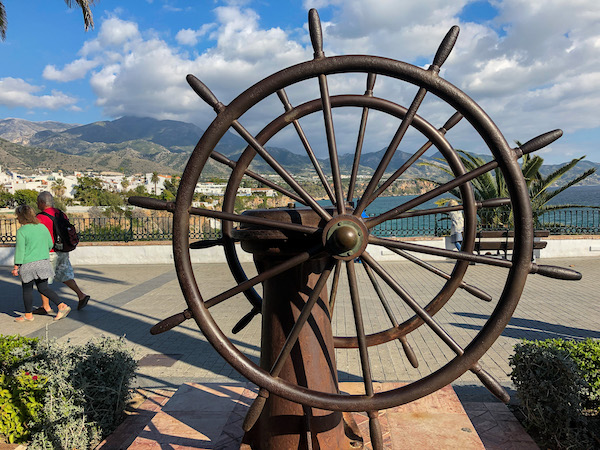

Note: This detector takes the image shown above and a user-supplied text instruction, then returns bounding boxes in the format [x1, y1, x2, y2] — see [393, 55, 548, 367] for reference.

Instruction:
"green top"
[14, 223, 53, 265]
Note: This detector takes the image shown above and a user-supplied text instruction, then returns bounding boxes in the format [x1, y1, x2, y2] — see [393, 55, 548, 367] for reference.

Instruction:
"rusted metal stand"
[237, 208, 354, 449]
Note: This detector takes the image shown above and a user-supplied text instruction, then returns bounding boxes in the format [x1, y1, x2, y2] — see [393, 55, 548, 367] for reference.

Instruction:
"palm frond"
[539, 156, 586, 189]
[0, 2, 7, 41]
[537, 168, 597, 204]
[539, 203, 600, 212]
[64, 0, 95, 30]
[521, 155, 544, 185]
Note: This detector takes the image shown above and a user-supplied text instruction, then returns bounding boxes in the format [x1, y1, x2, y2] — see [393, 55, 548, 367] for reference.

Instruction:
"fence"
[0, 215, 220, 244]
[1, 208, 598, 244]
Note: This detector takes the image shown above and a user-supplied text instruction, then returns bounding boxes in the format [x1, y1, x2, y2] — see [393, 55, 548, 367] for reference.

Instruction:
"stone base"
[97, 382, 534, 449]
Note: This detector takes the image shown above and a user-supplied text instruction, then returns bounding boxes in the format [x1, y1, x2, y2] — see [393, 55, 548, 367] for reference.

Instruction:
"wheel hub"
[323, 216, 368, 260]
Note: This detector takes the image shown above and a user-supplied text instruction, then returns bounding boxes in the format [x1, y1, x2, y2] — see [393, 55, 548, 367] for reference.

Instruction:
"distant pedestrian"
[12, 205, 71, 322]
[33, 191, 90, 315]
[447, 199, 464, 251]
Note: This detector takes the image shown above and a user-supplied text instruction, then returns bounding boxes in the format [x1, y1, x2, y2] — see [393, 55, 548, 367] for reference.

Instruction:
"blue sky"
[1, 0, 599, 165]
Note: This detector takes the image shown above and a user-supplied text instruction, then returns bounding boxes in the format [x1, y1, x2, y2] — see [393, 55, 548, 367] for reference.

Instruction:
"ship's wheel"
[129, 8, 581, 448]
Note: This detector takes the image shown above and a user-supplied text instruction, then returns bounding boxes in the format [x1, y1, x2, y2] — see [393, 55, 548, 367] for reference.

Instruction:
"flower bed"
[0, 334, 137, 448]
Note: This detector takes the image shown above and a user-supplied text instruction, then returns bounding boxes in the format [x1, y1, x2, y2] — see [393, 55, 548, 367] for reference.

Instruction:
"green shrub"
[509, 338, 599, 449]
[0, 335, 38, 370]
[547, 338, 600, 411]
[0, 336, 137, 448]
[0, 371, 47, 443]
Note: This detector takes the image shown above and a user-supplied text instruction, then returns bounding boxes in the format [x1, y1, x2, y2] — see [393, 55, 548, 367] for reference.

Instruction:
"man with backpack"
[33, 191, 90, 316]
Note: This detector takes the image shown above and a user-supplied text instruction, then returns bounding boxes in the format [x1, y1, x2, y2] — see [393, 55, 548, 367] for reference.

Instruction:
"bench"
[474, 230, 549, 259]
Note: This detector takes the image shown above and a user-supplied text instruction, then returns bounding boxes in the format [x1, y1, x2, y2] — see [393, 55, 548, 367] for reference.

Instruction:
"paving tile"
[161, 383, 244, 413]
[1, 257, 595, 448]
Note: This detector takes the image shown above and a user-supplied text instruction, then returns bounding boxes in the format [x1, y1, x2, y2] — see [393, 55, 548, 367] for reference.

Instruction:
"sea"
[330, 184, 600, 215]
[310, 184, 600, 236]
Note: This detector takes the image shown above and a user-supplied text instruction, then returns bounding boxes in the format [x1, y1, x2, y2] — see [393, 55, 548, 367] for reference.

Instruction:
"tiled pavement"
[1, 256, 598, 448]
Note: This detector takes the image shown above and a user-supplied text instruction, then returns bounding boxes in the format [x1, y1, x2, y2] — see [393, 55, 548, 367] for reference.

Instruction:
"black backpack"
[39, 210, 79, 252]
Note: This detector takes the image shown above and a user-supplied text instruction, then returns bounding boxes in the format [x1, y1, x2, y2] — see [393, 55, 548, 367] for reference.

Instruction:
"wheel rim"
[171, 54, 533, 411]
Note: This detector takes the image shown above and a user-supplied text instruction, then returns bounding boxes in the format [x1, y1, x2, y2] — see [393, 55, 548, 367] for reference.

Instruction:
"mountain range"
[0, 116, 598, 186]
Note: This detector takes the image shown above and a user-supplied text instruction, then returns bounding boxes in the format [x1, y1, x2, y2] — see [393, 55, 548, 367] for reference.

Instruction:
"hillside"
[0, 118, 77, 145]
[0, 117, 598, 186]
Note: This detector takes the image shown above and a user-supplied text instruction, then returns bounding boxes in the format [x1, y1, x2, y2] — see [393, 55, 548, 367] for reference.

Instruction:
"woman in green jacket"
[12, 205, 71, 322]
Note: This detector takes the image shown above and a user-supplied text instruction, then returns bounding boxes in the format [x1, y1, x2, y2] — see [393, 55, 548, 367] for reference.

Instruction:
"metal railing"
[0, 215, 221, 244]
[1, 208, 598, 244]
[536, 208, 600, 235]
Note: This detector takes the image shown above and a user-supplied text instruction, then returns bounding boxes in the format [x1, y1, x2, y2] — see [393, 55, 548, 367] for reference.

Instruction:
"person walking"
[33, 191, 90, 315]
[447, 199, 464, 251]
[12, 205, 71, 322]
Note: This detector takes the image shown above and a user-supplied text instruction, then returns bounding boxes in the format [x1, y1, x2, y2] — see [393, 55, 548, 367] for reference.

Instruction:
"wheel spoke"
[387, 248, 492, 302]
[186, 74, 331, 222]
[354, 27, 459, 217]
[354, 86, 428, 217]
[362, 261, 400, 327]
[369, 112, 463, 203]
[361, 252, 465, 356]
[318, 75, 345, 213]
[392, 198, 510, 221]
[189, 238, 224, 250]
[150, 309, 192, 335]
[347, 73, 377, 203]
[189, 206, 321, 235]
[129, 196, 319, 235]
[277, 89, 336, 205]
[369, 235, 582, 279]
[346, 259, 384, 448]
[367, 130, 564, 227]
[205, 246, 326, 308]
[309, 9, 345, 214]
[329, 259, 343, 312]
[243, 260, 335, 431]
[362, 260, 420, 367]
[210, 150, 307, 205]
[346, 260, 375, 396]
[367, 159, 498, 227]
[231, 120, 332, 220]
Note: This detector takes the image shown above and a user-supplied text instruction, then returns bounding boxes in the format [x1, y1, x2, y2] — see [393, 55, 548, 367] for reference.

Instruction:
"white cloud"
[176, 24, 215, 46]
[0, 78, 78, 110]
[31, 0, 600, 163]
[43, 58, 99, 82]
[176, 29, 200, 46]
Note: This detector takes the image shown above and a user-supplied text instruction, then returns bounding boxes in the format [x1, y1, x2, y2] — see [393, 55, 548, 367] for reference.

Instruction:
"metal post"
[236, 207, 353, 450]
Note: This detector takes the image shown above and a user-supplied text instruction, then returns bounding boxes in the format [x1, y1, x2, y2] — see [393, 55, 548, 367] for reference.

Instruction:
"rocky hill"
[0, 117, 598, 186]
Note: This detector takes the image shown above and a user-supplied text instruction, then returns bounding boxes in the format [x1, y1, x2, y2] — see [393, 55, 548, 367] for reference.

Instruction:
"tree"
[420, 148, 597, 228]
[121, 178, 130, 191]
[73, 176, 122, 206]
[51, 178, 67, 198]
[520, 151, 597, 227]
[0, 187, 14, 207]
[13, 189, 39, 206]
[1, 0, 96, 41]
[420, 150, 511, 227]
[151, 172, 159, 195]
[161, 175, 180, 199]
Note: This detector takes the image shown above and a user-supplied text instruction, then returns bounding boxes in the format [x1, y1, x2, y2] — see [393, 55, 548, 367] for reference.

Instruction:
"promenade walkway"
[1, 256, 598, 447]
[1, 256, 598, 394]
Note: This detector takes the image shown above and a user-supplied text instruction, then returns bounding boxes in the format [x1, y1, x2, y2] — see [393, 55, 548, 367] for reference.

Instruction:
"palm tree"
[420, 148, 597, 228]
[151, 172, 159, 195]
[1, 0, 96, 40]
[51, 177, 67, 198]
[421, 150, 511, 227]
[521, 152, 597, 227]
